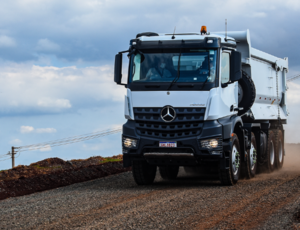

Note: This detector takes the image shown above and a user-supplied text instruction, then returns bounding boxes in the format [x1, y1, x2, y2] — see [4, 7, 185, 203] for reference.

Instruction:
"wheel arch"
[232, 118, 245, 162]
[218, 115, 245, 161]
[218, 115, 244, 140]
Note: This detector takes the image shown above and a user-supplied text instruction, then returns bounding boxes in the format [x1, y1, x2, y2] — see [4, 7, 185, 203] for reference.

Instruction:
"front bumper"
[122, 120, 232, 167]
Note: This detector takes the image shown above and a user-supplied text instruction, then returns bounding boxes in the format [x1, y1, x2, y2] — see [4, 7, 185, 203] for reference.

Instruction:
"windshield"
[130, 49, 217, 83]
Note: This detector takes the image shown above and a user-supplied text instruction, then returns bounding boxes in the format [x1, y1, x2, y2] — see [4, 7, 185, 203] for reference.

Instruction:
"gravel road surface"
[1, 146, 300, 230]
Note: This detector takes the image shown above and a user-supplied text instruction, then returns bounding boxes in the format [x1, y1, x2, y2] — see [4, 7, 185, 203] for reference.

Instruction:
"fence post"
[12, 146, 15, 168]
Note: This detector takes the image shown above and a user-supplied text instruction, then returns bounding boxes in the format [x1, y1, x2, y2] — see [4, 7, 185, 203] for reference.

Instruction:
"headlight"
[123, 137, 137, 148]
[201, 138, 219, 149]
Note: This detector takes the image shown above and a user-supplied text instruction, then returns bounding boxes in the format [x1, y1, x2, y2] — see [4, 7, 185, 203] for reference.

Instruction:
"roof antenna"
[172, 26, 176, 39]
[225, 19, 227, 42]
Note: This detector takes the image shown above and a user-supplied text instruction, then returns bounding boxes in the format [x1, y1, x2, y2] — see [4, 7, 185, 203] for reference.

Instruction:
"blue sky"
[0, 0, 300, 170]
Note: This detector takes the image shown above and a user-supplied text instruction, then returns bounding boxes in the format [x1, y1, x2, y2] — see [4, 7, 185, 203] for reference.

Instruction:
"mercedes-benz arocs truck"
[114, 27, 288, 185]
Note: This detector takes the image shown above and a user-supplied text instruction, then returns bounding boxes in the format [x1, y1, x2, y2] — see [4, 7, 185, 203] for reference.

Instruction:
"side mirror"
[230, 51, 242, 82]
[114, 53, 122, 84]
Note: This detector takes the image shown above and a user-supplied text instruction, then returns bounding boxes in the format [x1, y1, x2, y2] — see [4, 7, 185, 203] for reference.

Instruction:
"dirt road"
[0, 145, 300, 229]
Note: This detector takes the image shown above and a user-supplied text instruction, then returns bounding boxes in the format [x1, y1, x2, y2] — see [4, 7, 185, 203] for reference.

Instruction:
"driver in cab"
[146, 58, 172, 80]
[199, 56, 216, 82]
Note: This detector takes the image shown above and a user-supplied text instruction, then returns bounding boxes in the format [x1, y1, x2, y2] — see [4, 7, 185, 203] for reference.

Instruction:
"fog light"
[123, 137, 137, 148]
[209, 139, 218, 148]
[201, 138, 219, 149]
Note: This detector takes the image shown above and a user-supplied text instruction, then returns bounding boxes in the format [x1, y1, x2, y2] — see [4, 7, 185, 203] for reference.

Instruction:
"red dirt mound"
[30, 157, 67, 167]
[0, 155, 129, 200]
[70, 156, 106, 168]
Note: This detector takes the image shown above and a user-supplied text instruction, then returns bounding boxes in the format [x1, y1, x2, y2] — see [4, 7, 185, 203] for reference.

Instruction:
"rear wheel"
[159, 166, 179, 180]
[244, 132, 257, 178]
[220, 133, 241, 185]
[275, 130, 284, 169]
[266, 130, 276, 173]
[132, 160, 157, 185]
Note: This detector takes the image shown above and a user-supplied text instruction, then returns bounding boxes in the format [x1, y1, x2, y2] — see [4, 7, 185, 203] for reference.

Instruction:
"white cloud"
[20, 126, 34, 133]
[0, 63, 125, 115]
[35, 38, 60, 52]
[20, 125, 57, 134]
[39, 145, 52, 152]
[248, 12, 267, 18]
[287, 82, 300, 104]
[0, 35, 16, 47]
[285, 0, 300, 11]
[10, 139, 22, 145]
[37, 98, 71, 109]
[36, 128, 57, 133]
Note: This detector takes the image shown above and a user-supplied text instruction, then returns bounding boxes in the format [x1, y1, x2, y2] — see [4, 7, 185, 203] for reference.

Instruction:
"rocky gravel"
[0, 145, 299, 229]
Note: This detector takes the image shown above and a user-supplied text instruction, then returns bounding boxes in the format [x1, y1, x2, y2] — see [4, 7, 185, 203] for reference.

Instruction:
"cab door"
[219, 50, 238, 117]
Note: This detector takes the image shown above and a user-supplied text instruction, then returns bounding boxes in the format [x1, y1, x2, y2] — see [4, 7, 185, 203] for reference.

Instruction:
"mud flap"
[220, 140, 232, 170]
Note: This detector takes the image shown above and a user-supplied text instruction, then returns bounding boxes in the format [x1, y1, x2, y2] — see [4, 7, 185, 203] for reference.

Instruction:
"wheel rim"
[278, 140, 283, 163]
[232, 145, 240, 175]
[250, 143, 257, 171]
[270, 141, 275, 166]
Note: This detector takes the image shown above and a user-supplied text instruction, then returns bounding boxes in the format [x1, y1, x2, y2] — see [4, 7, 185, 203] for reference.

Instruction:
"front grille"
[134, 107, 205, 138]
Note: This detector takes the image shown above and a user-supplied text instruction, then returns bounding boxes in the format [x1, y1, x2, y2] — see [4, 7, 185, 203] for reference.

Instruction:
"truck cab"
[114, 27, 288, 185]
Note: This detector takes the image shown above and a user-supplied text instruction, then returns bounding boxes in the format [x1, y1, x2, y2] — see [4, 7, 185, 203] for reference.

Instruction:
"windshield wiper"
[177, 84, 195, 88]
[201, 77, 209, 90]
[167, 48, 182, 90]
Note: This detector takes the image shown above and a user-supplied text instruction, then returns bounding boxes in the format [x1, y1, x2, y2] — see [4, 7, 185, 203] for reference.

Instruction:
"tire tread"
[238, 71, 256, 116]
[132, 160, 156, 185]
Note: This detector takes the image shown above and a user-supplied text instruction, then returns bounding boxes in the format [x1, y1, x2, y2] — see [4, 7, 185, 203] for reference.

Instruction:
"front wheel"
[132, 160, 157, 185]
[220, 133, 241, 185]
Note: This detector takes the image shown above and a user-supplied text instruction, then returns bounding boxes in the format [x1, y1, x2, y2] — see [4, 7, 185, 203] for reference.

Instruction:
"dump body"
[215, 30, 288, 121]
[250, 48, 288, 120]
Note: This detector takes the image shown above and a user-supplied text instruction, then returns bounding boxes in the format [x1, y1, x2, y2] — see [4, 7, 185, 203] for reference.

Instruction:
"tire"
[266, 130, 276, 173]
[219, 133, 241, 185]
[238, 71, 256, 116]
[275, 130, 284, 169]
[159, 166, 179, 180]
[132, 160, 157, 185]
[242, 132, 258, 179]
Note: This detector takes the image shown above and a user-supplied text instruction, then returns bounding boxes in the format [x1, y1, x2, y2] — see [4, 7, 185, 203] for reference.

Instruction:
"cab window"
[221, 52, 230, 84]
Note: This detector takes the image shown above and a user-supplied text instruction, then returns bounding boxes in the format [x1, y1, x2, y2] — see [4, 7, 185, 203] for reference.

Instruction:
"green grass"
[32, 165, 47, 169]
[32, 165, 62, 170]
[100, 158, 122, 163]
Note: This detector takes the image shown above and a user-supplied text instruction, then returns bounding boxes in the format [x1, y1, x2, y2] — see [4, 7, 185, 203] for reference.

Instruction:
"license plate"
[159, 141, 177, 147]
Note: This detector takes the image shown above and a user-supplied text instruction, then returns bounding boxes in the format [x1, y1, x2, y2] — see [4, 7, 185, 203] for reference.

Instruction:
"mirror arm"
[119, 50, 130, 54]
[221, 83, 228, 88]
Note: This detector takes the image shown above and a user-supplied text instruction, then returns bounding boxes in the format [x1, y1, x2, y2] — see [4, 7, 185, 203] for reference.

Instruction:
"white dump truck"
[114, 27, 288, 185]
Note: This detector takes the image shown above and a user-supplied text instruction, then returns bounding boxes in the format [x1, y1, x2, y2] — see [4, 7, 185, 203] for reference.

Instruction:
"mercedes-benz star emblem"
[161, 106, 176, 122]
